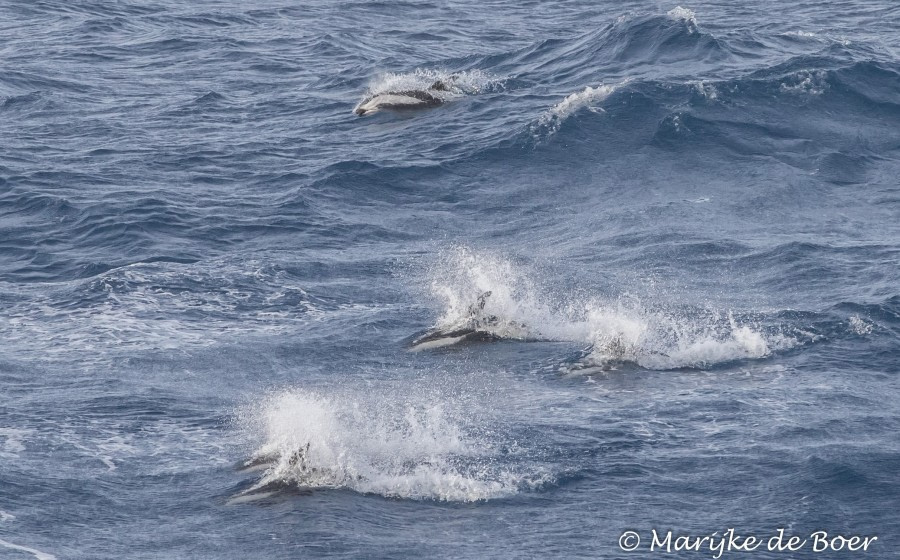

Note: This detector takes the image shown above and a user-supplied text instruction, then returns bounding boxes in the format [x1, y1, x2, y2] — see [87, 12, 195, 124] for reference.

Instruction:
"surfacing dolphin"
[354, 79, 454, 116]
[408, 291, 507, 351]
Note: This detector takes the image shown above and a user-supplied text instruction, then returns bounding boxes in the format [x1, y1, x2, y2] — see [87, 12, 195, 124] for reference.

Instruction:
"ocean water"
[2, 0, 899, 558]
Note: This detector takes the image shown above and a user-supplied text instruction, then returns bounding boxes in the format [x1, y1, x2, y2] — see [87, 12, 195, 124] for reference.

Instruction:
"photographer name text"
[618, 528, 877, 557]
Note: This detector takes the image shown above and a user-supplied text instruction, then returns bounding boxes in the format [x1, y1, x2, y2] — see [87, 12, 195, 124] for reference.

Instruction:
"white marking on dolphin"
[230, 443, 362, 504]
[409, 291, 519, 351]
[354, 79, 454, 116]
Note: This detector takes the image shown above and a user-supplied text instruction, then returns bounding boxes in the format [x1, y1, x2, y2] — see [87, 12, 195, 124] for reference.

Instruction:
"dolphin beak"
[355, 107, 367, 116]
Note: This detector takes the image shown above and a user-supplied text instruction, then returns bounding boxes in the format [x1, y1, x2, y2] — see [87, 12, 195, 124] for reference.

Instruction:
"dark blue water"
[2, 1, 899, 558]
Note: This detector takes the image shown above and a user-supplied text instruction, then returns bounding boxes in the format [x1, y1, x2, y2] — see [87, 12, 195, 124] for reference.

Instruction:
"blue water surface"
[1, 0, 899, 558]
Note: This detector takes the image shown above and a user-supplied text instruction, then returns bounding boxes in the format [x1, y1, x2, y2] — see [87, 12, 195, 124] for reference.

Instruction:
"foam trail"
[422, 246, 796, 369]
[0, 539, 56, 560]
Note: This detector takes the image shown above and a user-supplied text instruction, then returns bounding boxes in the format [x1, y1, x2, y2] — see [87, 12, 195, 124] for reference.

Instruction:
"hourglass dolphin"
[354, 80, 453, 116]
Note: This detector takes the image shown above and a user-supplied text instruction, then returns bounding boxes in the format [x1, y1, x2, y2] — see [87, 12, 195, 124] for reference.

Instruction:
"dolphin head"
[354, 96, 378, 116]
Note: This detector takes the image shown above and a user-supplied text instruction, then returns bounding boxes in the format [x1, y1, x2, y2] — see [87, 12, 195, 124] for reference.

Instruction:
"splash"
[690, 80, 719, 101]
[666, 6, 697, 27]
[423, 246, 551, 342]
[422, 246, 796, 370]
[235, 389, 546, 502]
[849, 315, 873, 335]
[779, 70, 829, 96]
[785, 30, 818, 38]
[534, 82, 623, 138]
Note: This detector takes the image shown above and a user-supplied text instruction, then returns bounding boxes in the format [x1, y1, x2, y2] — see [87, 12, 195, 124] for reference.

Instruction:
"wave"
[0, 257, 371, 365]
[518, 57, 899, 176]
[502, 9, 730, 80]
[235, 389, 550, 502]
[177, 12, 900, 201]
[0, 179, 410, 283]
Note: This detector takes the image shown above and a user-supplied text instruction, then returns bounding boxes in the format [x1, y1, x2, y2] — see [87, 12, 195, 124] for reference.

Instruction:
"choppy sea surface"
[2, 1, 899, 558]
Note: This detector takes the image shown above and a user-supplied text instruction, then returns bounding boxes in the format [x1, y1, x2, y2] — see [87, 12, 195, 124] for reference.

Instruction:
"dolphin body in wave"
[230, 443, 360, 503]
[408, 291, 508, 350]
[355, 79, 453, 116]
